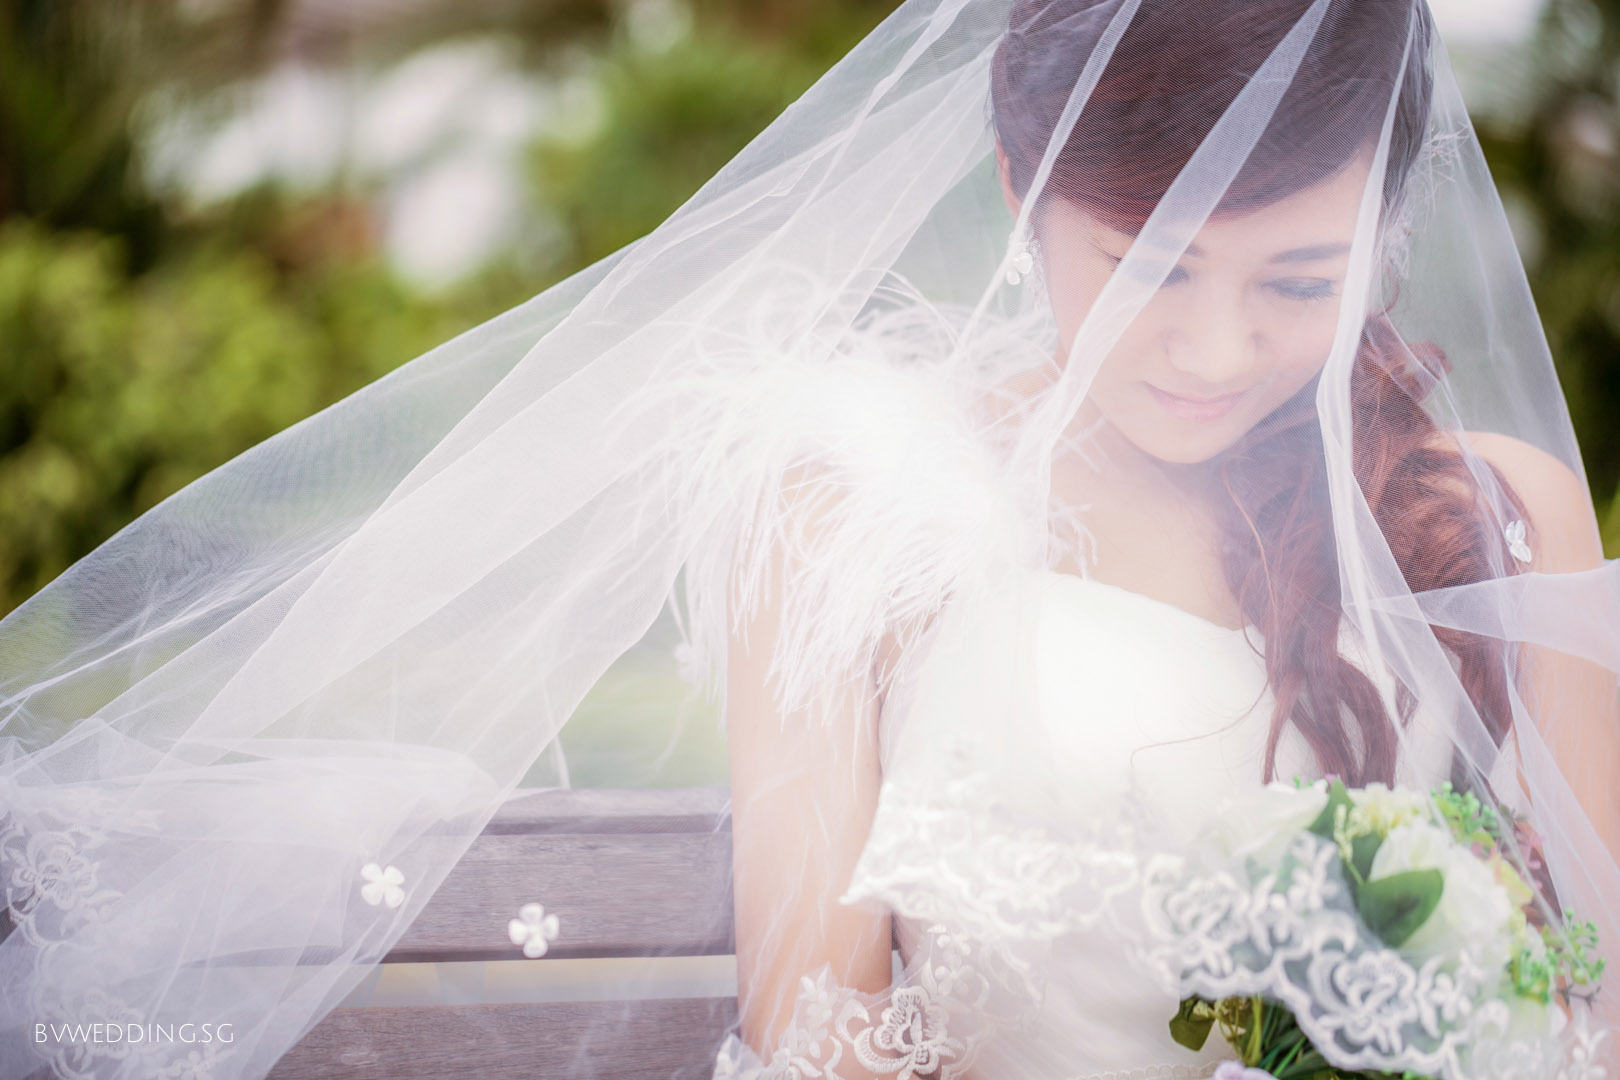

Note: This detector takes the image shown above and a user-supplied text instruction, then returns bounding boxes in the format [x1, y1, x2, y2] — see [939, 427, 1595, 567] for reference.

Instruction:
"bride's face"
[1032, 155, 1373, 465]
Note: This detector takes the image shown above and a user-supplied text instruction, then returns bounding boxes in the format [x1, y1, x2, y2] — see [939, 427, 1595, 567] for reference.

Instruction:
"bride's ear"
[995, 141, 1022, 217]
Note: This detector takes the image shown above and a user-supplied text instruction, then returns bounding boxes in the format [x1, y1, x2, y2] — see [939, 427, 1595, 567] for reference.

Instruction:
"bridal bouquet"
[1151, 779, 1607, 1080]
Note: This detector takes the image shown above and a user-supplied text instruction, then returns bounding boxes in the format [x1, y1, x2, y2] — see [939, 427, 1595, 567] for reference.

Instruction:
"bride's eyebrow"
[1094, 238, 1351, 265]
[1092, 236, 1198, 261]
[1269, 242, 1351, 264]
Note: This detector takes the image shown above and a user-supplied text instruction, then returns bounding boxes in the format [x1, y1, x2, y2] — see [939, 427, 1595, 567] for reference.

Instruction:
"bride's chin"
[1102, 411, 1248, 468]
[1066, 392, 1251, 470]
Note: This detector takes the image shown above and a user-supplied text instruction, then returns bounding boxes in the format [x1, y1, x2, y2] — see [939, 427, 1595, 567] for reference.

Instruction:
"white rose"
[1368, 820, 1516, 973]
[1211, 781, 1329, 865]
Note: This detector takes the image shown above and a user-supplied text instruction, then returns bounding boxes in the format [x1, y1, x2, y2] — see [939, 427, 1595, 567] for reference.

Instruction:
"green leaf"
[1308, 779, 1353, 840]
[1169, 997, 1216, 1052]
[1349, 832, 1383, 883]
[1357, 869, 1443, 947]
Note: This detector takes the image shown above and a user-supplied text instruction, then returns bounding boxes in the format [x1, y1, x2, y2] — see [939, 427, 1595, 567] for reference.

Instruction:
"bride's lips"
[1144, 383, 1246, 422]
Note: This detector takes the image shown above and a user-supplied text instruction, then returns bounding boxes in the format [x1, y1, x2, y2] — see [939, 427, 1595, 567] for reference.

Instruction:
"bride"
[0, 0, 1616, 1078]
[714, 1, 1620, 1077]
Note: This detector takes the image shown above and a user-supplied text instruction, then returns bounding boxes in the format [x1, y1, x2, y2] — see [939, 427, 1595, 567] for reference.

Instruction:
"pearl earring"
[1005, 222, 1036, 285]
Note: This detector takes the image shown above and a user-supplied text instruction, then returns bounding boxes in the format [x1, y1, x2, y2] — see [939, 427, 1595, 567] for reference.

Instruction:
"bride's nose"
[1162, 286, 1257, 387]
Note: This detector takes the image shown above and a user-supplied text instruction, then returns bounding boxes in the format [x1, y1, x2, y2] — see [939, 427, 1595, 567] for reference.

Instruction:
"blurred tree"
[275, 0, 893, 69]
[0, 218, 500, 613]
[0, 0, 903, 617]
[528, 21, 827, 268]
[1473, 0, 1620, 554]
[1, 1, 170, 266]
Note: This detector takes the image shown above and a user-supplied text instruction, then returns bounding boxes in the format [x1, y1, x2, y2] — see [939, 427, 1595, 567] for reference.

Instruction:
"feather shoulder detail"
[616, 275, 1056, 727]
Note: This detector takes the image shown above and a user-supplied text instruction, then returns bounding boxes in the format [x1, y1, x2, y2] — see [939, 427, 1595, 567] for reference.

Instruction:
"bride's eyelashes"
[1097, 250, 1338, 302]
[1264, 277, 1338, 301]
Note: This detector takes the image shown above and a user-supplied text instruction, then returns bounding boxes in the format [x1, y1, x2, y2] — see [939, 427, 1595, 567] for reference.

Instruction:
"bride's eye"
[1104, 253, 1190, 289]
[1266, 277, 1336, 301]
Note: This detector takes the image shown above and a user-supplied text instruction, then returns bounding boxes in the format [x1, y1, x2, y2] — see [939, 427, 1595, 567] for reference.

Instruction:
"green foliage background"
[1, 0, 1617, 624]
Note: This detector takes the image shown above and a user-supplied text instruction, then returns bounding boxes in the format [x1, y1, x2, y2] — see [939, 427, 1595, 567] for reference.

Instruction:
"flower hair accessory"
[1505, 518, 1533, 564]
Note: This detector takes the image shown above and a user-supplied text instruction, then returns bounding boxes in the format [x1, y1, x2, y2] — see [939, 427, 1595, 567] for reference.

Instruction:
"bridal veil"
[1, 0, 1617, 1077]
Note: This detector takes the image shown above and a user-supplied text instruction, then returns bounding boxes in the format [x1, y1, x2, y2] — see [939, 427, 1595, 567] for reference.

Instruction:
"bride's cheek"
[1043, 263, 1111, 360]
[1266, 313, 1340, 388]
[1269, 350, 1331, 405]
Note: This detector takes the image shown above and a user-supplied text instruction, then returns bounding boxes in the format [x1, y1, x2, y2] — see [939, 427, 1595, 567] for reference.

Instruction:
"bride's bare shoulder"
[1434, 429, 1603, 573]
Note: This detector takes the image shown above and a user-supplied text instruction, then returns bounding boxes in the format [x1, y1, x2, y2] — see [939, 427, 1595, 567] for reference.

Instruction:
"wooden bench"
[269, 787, 741, 1079]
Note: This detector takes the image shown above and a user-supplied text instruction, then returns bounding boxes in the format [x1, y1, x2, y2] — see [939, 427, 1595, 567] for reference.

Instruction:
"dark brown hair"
[991, 0, 1526, 786]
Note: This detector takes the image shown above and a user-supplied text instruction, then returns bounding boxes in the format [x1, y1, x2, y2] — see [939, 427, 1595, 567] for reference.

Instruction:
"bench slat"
[388, 830, 735, 962]
[482, 787, 731, 834]
[267, 997, 739, 1080]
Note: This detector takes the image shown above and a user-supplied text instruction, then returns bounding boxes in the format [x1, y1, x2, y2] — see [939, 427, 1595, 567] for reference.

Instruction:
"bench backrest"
[270, 787, 740, 1080]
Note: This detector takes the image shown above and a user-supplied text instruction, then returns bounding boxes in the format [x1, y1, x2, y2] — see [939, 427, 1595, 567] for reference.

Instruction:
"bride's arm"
[1468, 433, 1620, 863]
[1468, 433, 1620, 1062]
[724, 496, 895, 1069]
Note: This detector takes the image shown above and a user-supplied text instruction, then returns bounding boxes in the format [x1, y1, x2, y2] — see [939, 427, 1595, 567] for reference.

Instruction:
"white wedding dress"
[860, 563, 1504, 1080]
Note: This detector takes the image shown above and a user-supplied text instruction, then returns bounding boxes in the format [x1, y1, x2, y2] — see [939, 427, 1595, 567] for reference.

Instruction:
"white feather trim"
[619, 275, 1055, 729]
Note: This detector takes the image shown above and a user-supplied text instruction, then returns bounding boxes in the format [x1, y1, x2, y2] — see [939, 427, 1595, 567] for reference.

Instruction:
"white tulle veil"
[2, 1, 1618, 1078]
